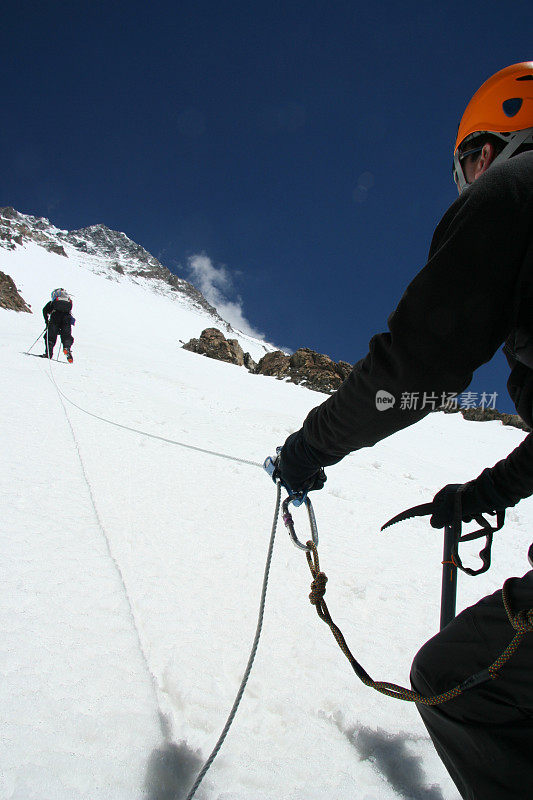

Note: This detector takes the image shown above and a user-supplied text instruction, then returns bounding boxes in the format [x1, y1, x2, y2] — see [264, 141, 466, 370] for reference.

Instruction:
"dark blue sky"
[2, 0, 532, 413]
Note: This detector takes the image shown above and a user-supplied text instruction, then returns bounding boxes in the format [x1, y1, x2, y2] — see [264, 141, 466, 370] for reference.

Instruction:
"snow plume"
[187, 254, 264, 338]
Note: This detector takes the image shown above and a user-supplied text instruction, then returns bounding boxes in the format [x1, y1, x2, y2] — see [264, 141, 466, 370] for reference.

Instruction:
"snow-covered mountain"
[1, 218, 532, 800]
[0, 207, 277, 358]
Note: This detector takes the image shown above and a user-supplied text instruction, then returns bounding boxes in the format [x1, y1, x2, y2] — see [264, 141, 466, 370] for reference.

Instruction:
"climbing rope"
[494, 582, 533, 671]
[40, 355, 282, 797]
[45, 361, 168, 741]
[304, 539, 533, 705]
[42, 358, 262, 468]
[37, 356, 533, 787]
[184, 482, 282, 800]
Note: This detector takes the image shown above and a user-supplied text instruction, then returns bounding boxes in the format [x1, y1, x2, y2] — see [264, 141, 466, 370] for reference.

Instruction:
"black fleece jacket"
[299, 152, 533, 507]
[43, 298, 73, 322]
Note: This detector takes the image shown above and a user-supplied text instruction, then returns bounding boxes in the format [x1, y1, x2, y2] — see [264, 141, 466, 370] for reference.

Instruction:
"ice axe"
[381, 488, 505, 630]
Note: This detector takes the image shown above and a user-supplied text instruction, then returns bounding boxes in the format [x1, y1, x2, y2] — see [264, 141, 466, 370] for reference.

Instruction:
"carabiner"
[281, 495, 319, 552]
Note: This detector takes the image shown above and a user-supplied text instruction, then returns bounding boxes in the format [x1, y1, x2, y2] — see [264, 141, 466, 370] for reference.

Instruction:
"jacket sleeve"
[302, 159, 533, 464]
[476, 431, 533, 507]
[42, 301, 52, 321]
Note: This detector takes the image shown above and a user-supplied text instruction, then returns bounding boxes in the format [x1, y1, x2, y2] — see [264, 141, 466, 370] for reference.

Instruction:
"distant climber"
[42, 288, 75, 363]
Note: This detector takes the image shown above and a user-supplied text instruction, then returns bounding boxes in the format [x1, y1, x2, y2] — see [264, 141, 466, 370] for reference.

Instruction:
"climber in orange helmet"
[273, 62, 533, 799]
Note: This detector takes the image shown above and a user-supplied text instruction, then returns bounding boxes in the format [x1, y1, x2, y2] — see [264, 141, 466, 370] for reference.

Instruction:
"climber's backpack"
[51, 288, 73, 313]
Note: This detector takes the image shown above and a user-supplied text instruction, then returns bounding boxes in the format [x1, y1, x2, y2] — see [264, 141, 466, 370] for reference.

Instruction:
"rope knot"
[512, 609, 533, 634]
[309, 571, 328, 606]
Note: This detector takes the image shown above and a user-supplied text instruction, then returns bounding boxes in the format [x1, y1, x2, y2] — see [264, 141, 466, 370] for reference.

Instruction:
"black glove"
[276, 429, 327, 495]
[430, 470, 511, 529]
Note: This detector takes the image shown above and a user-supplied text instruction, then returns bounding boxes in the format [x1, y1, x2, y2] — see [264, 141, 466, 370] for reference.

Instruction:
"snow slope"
[1, 242, 532, 800]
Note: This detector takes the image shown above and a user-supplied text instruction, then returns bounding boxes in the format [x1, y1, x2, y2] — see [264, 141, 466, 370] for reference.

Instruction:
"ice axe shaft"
[382, 493, 464, 631]
[440, 524, 458, 630]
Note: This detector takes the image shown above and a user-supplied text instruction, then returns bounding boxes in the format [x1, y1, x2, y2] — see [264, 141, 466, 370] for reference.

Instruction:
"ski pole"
[26, 326, 47, 354]
[440, 523, 458, 629]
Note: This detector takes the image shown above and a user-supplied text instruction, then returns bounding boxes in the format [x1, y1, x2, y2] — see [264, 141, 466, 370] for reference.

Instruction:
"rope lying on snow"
[184, 483, 282, 800]
[40, 354, 262, 468]
[44, 362, 169, 742]
[39, 356, 278, 799]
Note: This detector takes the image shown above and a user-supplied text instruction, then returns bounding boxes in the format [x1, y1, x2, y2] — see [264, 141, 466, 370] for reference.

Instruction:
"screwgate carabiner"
[281, 495, 319, 551]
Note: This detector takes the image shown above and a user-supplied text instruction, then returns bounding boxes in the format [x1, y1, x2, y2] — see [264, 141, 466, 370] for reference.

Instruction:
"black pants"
[44, 312, 73, 356]
[410, 570, 533, 800]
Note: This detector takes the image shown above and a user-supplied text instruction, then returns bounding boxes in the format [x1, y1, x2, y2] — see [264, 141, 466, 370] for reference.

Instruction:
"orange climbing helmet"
[453, 61, 533, 191]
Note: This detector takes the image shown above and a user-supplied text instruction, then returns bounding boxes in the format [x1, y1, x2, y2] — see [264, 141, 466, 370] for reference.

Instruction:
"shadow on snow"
[144, 740, 204, 800]
[339, 720, 446, 800]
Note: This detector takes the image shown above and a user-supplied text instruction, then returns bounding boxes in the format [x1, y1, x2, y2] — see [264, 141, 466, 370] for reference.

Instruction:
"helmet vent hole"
[502, 98, 523, 117]
[516, 75, 533, 81]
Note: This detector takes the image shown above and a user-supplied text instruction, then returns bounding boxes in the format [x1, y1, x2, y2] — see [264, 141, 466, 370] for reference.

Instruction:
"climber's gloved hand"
[430, 471, 510, 529]
[274, 429, 327, 496]
[429, 484, 463, 528]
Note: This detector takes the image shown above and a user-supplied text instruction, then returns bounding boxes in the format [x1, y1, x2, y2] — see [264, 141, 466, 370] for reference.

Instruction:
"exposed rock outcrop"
[243, 352, 257, 372]
[45, 243, 67, 257]
[183, 331, 353, 393]
[0, 271, 31, 312]
[256, 347, 352, 393]
[255, 350, 291, 379]
[442, 405, 530, 432]
[183, 328, 247, 366]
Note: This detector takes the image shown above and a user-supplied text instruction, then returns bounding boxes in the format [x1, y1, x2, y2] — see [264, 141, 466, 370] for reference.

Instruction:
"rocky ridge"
[0, 207, 230, 329]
